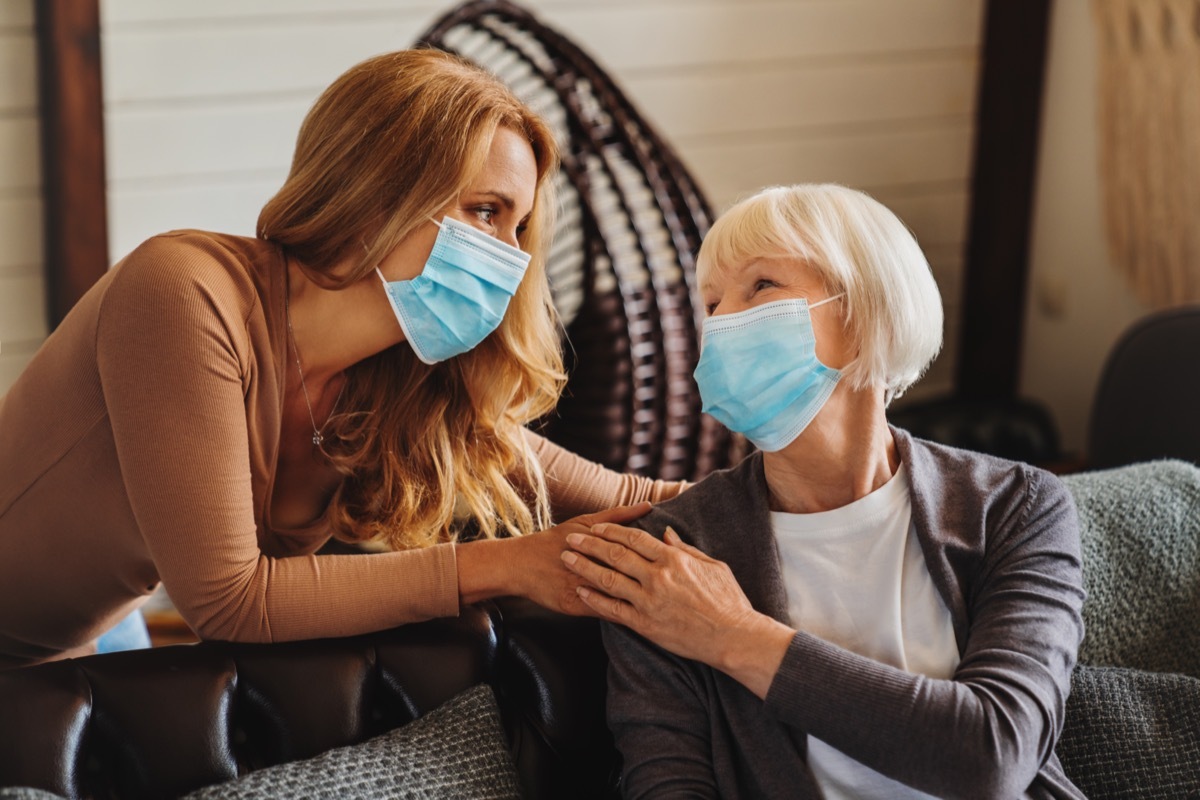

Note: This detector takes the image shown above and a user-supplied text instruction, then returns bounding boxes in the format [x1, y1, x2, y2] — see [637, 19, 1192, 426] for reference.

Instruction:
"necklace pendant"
[312, 431, 324, 447]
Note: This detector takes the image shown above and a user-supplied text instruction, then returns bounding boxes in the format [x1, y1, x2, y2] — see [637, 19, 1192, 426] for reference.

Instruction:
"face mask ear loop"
[809, 292, 845, 310]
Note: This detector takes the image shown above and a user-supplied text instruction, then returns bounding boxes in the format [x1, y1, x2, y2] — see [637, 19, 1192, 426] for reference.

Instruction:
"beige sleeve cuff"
[523, 429, 687, 520]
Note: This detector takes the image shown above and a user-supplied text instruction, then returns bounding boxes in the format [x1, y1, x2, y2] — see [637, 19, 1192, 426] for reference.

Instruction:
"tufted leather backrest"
[0, 600, 618, 800]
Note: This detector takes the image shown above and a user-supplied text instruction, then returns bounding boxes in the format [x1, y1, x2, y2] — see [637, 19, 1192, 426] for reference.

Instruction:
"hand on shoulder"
[562, 523, 793, 697]
[455, 502, 653, 616]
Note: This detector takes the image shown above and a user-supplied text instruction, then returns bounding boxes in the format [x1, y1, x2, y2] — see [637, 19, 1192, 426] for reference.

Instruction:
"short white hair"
[696, 184, 943, 403]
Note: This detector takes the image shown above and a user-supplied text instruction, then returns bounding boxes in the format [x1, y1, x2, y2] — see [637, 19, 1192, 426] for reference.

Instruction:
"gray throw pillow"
[183, 683, 521, 800]
[1057, 665, 1200, 799]
[1062, 460, 1200, 678]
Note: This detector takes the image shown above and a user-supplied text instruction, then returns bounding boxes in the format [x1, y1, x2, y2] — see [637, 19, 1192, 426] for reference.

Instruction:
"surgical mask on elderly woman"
[378, 216, 531, 364]
[693, 296, 844, 451]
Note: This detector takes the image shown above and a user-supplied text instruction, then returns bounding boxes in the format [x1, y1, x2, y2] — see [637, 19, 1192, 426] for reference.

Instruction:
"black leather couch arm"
[0, 599, 618, 800]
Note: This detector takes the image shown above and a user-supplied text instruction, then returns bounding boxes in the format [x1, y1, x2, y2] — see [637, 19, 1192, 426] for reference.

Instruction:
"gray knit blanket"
[1062, 459, 1200, 677]
[1052, 462, 1200, 797]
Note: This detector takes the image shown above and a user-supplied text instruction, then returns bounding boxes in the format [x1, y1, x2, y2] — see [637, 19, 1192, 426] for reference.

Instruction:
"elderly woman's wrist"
[715, 613, 795, 699]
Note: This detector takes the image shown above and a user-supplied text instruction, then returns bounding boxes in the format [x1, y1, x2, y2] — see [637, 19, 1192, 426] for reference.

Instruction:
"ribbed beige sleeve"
[524, 430, 687, 521]
[94, 236, 459, 643]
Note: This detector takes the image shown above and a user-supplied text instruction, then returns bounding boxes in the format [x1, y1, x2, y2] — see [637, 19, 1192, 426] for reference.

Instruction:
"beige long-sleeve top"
[0, 230, 677, 669]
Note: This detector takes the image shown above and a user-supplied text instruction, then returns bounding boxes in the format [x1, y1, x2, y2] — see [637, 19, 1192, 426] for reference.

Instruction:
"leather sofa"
[0, 598, 620, 800]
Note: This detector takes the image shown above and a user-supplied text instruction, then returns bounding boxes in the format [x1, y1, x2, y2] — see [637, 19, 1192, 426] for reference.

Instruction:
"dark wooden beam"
[35, 0, 109, 328]
[956, 0, 1053, 398]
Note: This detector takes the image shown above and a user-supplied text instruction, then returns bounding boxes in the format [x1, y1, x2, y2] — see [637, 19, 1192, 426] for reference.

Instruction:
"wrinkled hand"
[512, 503, 653, 617]
[561, 523, 764, 667]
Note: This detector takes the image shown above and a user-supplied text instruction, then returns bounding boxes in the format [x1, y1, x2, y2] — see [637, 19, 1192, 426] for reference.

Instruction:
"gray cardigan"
[603, 429, 1087, 799]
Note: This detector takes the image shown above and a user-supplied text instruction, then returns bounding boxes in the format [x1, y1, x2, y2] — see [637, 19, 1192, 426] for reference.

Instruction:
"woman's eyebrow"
[468, 191, 516, 210]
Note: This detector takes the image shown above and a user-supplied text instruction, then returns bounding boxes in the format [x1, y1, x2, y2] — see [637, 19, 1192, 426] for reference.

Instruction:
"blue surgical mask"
[693, 296, 844, 452]
[378, 216, 531, 364]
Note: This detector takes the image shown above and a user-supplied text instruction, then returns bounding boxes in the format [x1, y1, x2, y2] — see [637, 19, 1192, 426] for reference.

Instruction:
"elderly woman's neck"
[761, 392, 897, 514]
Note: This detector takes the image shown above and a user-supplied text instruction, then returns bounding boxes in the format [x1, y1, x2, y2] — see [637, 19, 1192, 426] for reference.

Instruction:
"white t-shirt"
[771, 464, 960, 799]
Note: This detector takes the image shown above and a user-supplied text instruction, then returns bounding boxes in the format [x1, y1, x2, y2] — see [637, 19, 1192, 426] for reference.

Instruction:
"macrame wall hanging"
[1093, 0, 1200, 306]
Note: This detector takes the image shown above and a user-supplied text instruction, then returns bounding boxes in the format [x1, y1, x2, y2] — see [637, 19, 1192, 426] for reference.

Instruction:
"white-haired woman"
[562, 184, 1086, 798]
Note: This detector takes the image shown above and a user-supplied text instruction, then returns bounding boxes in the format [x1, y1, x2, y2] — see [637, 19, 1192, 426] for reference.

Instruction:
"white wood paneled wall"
[1, 0, 984, 398]
[0, 0, 43, 393]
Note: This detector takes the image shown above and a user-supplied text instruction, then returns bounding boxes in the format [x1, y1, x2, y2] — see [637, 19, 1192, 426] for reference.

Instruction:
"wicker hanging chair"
[416, 0, 741, 480]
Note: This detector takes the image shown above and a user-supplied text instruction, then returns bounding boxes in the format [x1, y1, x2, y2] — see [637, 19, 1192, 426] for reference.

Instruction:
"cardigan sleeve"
[523, 429, 685, 521]
[602, 621, 721, 799]
[763, 466, 1086, 799]
[95, 236, 459, 643]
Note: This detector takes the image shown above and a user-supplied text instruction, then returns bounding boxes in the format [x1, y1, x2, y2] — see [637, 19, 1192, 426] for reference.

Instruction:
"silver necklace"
[284, 290, 345, 448]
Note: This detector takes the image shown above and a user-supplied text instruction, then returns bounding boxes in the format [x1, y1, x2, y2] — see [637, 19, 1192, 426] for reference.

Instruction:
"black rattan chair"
[417, 0, 741, 480]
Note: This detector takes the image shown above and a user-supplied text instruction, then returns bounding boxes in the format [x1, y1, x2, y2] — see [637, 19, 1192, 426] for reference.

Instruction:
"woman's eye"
[473, 206, 496, 224]
[704, 302, 718, 315]
[753, 279, 776, 293]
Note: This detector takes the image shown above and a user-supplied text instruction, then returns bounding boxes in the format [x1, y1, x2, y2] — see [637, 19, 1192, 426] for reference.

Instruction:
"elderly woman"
[562, 184, 1086, 798]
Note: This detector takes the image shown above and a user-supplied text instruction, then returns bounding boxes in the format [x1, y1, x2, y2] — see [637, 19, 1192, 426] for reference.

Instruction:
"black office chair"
[1087, 305, 1200, 469]
[416, 0, 742, 481]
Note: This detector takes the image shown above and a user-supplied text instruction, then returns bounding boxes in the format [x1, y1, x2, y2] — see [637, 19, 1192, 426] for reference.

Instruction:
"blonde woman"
[0, 50, 678, 669]
[564, 185, 1086, 798]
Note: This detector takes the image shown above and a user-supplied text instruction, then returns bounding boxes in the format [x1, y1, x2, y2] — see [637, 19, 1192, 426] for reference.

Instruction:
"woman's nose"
[498, 226, 521, 249]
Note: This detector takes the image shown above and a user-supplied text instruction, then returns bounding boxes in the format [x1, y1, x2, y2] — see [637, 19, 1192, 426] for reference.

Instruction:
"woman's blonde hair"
[258, 49, 564, 549]
[697, 184, 943, 403]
